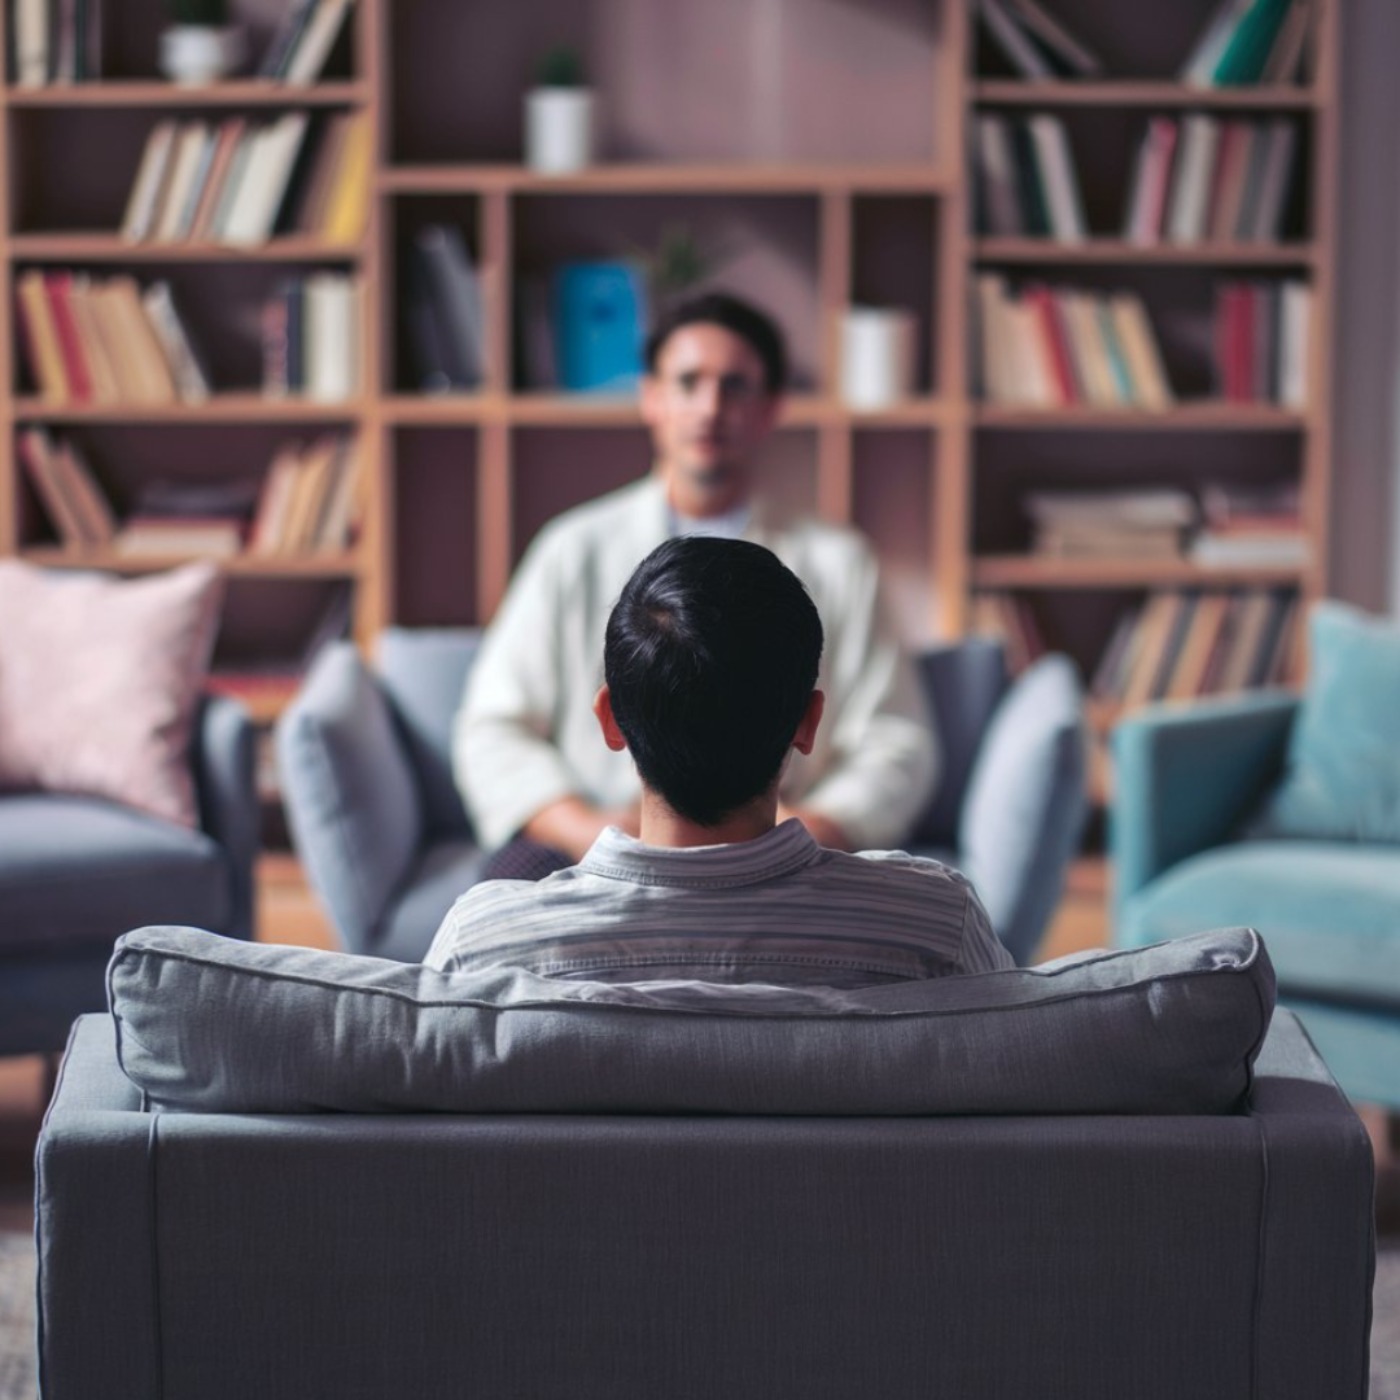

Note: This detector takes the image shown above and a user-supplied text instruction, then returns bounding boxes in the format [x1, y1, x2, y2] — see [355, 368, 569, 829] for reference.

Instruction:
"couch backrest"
[378, 627, 482, 838]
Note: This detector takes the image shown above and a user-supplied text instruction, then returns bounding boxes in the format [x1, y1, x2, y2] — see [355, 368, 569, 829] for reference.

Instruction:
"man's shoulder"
[818, 847, 975, 901]
[530, 476, 659, 554]
[764, 512, 878, 581]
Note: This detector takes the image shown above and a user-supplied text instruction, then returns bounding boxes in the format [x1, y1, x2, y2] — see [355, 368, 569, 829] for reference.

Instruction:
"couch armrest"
[958, 654, 1088, 965]
[192, 694, 258, 941]
[276, 643, 425, 954]
[36, 1016, 160, 1400]
[1110, 691, 1298, 917]
[1246, 1009, 1376, 1400]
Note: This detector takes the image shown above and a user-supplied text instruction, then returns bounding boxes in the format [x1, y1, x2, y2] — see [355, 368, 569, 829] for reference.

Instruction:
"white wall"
[1331, 0, 1400, 615]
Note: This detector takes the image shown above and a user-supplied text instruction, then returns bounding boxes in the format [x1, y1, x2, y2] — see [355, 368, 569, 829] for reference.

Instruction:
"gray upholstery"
[37, 1008, 1375, 1400]
[108, 924, 1274, 1116]
[0, 696, 257, 1058]
[279, 630, 1088, 965]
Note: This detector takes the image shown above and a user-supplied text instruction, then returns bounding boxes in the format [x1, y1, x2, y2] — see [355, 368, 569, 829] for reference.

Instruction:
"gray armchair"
[279, 630, 1086, 966]
[0, 695, 258, 1058]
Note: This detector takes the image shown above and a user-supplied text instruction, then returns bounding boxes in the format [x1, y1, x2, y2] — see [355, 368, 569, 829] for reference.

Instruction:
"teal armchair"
[1112, 691, 1400, 1109]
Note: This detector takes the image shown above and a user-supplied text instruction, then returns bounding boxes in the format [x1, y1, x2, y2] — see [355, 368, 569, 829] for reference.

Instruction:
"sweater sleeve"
[452, 527, 587, 851]
[794, 538, 939, 851]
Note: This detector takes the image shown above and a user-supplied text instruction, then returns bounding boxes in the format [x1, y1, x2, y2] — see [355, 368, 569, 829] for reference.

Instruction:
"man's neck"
[637, 789, 777, 849]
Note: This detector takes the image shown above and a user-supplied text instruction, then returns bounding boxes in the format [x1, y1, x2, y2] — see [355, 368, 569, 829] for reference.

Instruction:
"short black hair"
[644, 292, 788, 395]
[604, 537, 823, 827]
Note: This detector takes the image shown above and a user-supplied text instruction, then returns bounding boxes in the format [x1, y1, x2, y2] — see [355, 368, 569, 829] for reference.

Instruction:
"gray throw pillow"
[108, 924, 1274, 1117]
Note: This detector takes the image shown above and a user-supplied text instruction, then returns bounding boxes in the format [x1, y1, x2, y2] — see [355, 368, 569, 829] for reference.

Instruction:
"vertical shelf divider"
[818, 188, 853, 525]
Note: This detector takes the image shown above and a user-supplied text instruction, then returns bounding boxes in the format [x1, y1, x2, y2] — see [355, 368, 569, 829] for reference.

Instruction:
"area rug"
[0, 1233, 1395, 1399]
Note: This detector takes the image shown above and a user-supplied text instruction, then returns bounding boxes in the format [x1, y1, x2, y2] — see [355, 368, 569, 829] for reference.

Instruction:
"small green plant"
[633, 224, 733, 306]
[168, 0, 228, 24]
[536, 45, 585, 88]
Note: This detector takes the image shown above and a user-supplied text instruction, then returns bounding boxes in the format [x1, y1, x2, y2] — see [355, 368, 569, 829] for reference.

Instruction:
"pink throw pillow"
[0, 561, 224, 828]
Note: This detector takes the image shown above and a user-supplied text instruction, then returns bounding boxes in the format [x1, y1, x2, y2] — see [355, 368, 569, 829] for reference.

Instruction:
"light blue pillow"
[1253, 601, 1400, 843]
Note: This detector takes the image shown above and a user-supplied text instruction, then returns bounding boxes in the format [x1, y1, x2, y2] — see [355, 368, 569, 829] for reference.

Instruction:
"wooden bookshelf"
[0, 0, 1339, 804]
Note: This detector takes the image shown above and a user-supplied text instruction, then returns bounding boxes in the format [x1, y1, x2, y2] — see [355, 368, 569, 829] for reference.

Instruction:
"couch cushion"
[108, 924, 1274, 1116]
[0, 560, 222, 828]
[0, 796, 230, 953]
[374, 837, 489, 963]
[1252, 601, 1400, 843]
[1118, 840, 1400, 1009]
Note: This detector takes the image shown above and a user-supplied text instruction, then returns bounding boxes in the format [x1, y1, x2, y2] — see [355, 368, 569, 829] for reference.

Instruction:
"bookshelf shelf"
[4, 81, 371, 108]
[973, 239, 1318, 268]
[8, 236, 364, 263]
[973, 404, 1310, 432]
[12, 395, 362, 423]
[379, 164, 957, 197]
[21, 547, 364, 578]
[972, 555, 1307, 589]
[972, 80, 1320, 111]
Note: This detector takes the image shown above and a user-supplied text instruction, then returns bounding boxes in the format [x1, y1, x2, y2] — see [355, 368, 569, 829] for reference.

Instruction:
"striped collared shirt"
[424, 820, 1013, 987]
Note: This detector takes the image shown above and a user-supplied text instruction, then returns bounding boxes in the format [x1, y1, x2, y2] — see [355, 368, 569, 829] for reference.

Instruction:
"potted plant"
[525, 45, 595, 175]
[159, 0, 247, 85]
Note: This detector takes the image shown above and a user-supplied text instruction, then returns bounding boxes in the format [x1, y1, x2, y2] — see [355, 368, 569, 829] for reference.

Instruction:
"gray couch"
[0, 696, 258, 1058]
[38, 982, 1374, 1400]
[278, 629, 1086, 966]
[27, 628, 1378, 1399]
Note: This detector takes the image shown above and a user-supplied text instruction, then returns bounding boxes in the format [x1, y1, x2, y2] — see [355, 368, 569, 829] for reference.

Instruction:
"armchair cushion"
[1118, 840, 1400, 1009]
[1252, 601, 1400, 843]
[108, 924, 1274, 1117]
[276, 643, 424, 954]
[958, 654, 1087, 963]
[0, 795, 229, 954]
[0, 560, 222, 827]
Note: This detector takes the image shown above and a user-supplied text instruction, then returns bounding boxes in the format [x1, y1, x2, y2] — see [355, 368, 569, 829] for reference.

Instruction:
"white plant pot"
[159, 24, 247, 85]
[525, 87, 595, 175]
[840, 307, 917, 409]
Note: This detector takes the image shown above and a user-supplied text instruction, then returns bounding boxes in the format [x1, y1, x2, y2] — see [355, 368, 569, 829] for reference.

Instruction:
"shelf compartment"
[392, 427, 479, 627]
[380, 164, 954, 196]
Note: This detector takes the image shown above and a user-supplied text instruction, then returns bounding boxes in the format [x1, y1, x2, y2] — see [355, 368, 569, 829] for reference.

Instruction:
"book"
[1213, 0, 1295, 85]
[975, 114, 1024, 238]
[290, 110, 352, 235]
[1024, 286, 1078, 405]
[1245, 118, 1297, 242]
[1026, 115, 1087, 242]
[16, 270, 71, 400]
[141, 280, 212, 403]
[221, 111, 310, 246]
[14, 0, 48, 86]
[303, 274, 360, 402]
[258, 0, 318, 77]
[51, 437, 117, 544]
[1208, 121, 1256, 242]
[1121, 592, 1188, 708]
[188, 119, 248, 243]
[282, 0, 353, 84]
[1165, 592, 1233, 699]
[413, 223, 485, 388]
[312, 437, 362, 550]
[114, 516, 244, 557]
[977, 0, 1053, 79]
[1279, 280, 1311, 407]
[319, 111, 371, 243]
[44, 273, 93, 403]
[248, 442, 307, 553]
[153, 121, 212, 244]
[1123, 117, 1178, 246]
[17, 427, 89, 546]
[1004, 0, 1103, 76]
[1166, 114, 1221, 245]
[1181, 0, 1255, 84]
[207, 125, 258, 242]
[1216, 588, 1277, 690]
[106, 275, 181, 403]
[121, 120, 179, 243]
[1109, 293, 1174, 409]
[1260, 0, 1312, 83]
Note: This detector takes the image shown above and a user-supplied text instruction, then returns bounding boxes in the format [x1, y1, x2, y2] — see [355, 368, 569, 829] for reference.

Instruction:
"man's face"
[640, 322, 779, 516]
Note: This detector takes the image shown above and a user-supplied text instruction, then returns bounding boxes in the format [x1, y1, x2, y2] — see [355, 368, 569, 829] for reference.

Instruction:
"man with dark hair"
[454, 290, 936, 876]
[426, 538, 1009, 982]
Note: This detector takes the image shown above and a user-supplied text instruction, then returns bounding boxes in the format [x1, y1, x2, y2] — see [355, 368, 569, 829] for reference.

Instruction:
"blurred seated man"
[428, 538, 1009, 981]
[454, 292, 936, 878]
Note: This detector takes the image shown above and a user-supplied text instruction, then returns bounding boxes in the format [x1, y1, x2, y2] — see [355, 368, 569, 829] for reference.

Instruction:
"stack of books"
[403, 224, 485, 392]
[975, 277, 1174, 408]
[1093, 587, 1298, 706]
[1182, 0, 1314, 87]
[113, 477, 261, 558]
[1190, 480, 1307, 566]
[976, 0, 1103, 79]
[256, 0, 355, 84]
[974, 114, 1087, 241]
[1214, 279, 1311, 405]
[122, 111, 370, 248]
[1123, 116, 1298, 246]
[1025, 489, 1196, 559]
[12, 0, 102, 84]
[247, 433, 362, 555]
[15, 271, 208, 405]
[261, 275, 363, 402]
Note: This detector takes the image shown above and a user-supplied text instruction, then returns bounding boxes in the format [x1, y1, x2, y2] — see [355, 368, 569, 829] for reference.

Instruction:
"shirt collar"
[579, 818, 822, 888]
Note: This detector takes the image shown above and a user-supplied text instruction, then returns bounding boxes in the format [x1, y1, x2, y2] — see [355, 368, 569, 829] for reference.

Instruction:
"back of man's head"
[604, 537, 823, 827]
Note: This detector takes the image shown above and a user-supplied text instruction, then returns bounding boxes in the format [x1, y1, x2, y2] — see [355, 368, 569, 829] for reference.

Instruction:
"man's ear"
[593, 685, 628, 753]
[791, 689, 825, 756]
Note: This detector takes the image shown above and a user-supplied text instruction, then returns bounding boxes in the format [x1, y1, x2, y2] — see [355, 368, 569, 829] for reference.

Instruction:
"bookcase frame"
[0, 0, 1339, 749]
